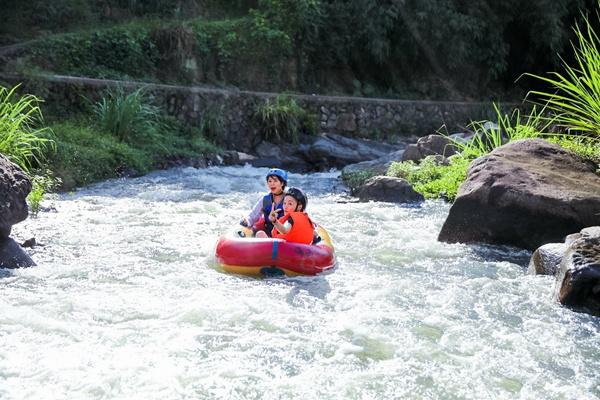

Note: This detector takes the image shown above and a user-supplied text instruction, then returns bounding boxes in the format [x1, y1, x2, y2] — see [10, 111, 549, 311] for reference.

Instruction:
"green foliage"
[254, 95, 313, 143]
[29, 24, 159, 80]
[27, 171, 61, 217]
[526, 5, 600, 137]
[199, 104, 225, 142]
[49, 120, 152, 187]
[546, 135, 600, 164]
[342, 170, 379, 194]
[48, 114, 221, 189]
[93, 86, 161, 143]
[0, 84, 56, 172]
[387, 156, 470, 201]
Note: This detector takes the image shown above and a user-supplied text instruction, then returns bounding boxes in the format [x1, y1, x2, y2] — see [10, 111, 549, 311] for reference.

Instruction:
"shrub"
[388, 156, 470, 201]
[93, 86, 161, 143]
[27, 172, 61, 217]
[255, 94, 314, 143]
[199, 103, 225, 142]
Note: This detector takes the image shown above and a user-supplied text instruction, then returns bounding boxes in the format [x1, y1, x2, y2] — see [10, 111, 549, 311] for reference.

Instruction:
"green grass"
[48, 117, 220, 190]
[0, 84, 56, 172]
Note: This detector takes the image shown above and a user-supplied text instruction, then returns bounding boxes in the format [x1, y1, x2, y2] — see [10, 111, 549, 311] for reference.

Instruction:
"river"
[2, 165, 599, 399]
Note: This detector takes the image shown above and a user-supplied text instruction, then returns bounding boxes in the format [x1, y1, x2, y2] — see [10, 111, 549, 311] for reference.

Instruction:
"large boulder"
[438, 139, 600, 250]
[356, 176, 424, 203]
[0, 154, 31, 239]
[554, 226, 600, 315]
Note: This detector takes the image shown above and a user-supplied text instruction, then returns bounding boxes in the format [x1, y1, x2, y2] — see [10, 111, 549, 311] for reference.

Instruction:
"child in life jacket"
[240, 168, 287, 237]
[266, 187, 315, 245]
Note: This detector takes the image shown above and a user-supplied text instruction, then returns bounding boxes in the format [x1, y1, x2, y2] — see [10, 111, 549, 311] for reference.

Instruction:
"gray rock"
[554, 226, 600, 315]
[341, 149, 404, 179]
[0, 238, 35, 269]
[438, 139, 600, 250]
[306, 132, 401, 169]
[0, 154, 31, 239]
[528, 243, 566, 275]
[401, 144, 422, 162]
[356, 176, 424, 203]
[401, 134, 458, 162]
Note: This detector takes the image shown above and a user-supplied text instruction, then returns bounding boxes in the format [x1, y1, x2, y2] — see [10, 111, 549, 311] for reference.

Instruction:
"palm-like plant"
[525, 6, 600, 137]
[0, 84, 55, 173]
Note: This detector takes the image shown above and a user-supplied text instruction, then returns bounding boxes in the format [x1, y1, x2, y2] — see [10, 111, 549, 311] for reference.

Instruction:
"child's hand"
[268, 203, 282, 223]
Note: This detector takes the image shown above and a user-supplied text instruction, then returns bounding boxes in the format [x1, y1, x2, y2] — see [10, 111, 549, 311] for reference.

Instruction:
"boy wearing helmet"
[241, 168, 288, 237]
[266, 187, 315, 245]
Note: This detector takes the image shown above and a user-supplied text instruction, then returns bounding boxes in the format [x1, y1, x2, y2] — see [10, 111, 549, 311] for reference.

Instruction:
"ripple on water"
[3, 166, 600, 399]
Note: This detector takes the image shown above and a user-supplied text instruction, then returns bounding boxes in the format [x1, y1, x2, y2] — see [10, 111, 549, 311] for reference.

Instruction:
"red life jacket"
[272, 212, 314, 244]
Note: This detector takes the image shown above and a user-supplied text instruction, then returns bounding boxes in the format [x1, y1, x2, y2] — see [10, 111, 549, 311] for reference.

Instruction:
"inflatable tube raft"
[215, 225, 335, 277]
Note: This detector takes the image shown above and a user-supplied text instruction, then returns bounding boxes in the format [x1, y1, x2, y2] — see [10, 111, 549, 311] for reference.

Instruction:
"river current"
[2, 165, 599, 399]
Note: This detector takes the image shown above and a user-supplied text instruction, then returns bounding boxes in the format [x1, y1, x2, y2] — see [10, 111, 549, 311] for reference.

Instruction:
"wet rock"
[252, 141, 312, 172]
[0, 238, 35, 269]
[306, 132, 401, 170]
[401, 134, 458, 162]
[555, 226, 600, 315]
[356, 176, 424, 203]
[341, 149, 405, 179]
[439, 139, 600, 250]
[528, 243, 565, 276]
[0, 154, 31, 239]
[21, 237, 36, 248]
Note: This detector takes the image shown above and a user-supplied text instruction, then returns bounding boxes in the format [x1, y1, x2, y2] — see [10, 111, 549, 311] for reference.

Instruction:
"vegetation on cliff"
[2, 0, 598, 100]
[386, 5, 600, 201]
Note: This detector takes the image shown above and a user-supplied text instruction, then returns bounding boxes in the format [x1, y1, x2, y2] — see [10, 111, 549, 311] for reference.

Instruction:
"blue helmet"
[266, 168, 288, 184]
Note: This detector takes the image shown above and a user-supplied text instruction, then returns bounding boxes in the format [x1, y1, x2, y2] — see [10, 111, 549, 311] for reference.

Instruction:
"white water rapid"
[2, 165, 599, 399]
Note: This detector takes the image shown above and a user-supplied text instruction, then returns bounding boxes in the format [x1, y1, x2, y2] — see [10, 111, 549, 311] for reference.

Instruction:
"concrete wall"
[5, 74, 507, 151]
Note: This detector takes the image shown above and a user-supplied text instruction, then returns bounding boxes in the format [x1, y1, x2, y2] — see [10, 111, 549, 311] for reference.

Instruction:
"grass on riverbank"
[48, 117, 220, 190]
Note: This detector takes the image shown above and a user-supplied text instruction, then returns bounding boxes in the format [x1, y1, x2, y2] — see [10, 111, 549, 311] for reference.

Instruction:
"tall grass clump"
[525, 5, 600, 137]
[451, 103, 551, 159]
[0, 84, 56, 172]
[255, 94, 315, 144]
[199, 103, 225, 142]
[93, 86, 161, 143]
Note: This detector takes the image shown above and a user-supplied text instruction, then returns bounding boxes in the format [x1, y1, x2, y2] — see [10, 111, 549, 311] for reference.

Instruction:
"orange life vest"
[272, 212, 314, 244]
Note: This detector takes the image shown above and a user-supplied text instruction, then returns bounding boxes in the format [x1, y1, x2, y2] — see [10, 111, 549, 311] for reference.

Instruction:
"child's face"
[267, 176, 284, 194]
[283, 195, 301, 213]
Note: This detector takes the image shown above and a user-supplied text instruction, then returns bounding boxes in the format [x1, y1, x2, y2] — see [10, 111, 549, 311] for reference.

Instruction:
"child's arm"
[272, 218, 291, 234]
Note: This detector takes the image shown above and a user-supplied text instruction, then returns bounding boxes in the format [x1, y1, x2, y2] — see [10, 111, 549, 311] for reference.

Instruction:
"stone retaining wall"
[4, 74, 509, 151]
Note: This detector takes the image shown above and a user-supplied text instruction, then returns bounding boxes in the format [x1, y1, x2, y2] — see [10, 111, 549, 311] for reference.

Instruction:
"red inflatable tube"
[215, 226, 335, 276]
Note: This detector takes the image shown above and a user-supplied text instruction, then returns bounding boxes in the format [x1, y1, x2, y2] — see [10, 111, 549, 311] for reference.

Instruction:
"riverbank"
[46, 118, 221, 192]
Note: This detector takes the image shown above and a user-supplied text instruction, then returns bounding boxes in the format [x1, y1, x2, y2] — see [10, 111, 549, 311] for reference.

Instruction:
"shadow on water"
[263, 274, 332, 303]
[0, 268, 15, 278]
[469, 243, 532, 269]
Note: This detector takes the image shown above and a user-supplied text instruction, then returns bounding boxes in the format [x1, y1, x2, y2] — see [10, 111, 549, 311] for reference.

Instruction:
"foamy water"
[2, 165, 599, 399]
